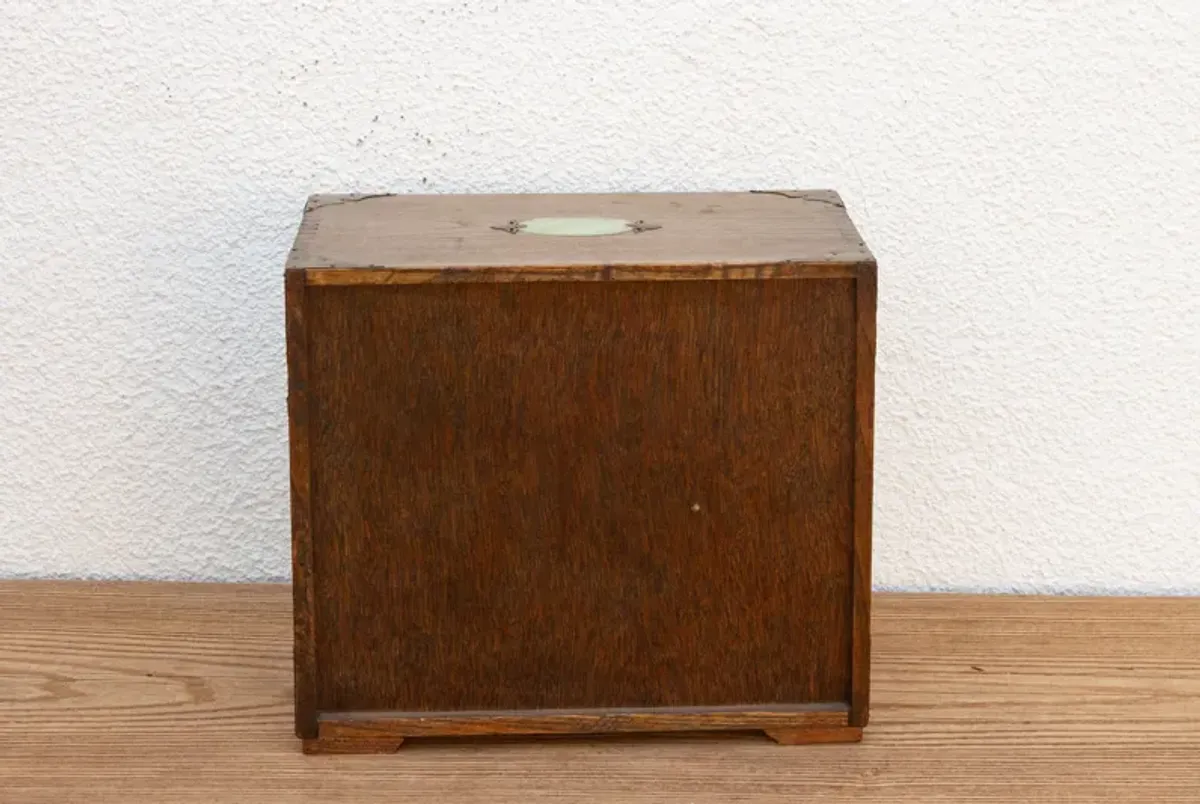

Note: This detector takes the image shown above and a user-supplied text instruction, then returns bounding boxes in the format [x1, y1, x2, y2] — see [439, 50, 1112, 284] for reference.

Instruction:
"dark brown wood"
[285, 190, 876, 751]
[284, 269, 317, 740]
[765, 727, 864, 745]
[306, 279, 855, 713]
[850, 262, 877, 727]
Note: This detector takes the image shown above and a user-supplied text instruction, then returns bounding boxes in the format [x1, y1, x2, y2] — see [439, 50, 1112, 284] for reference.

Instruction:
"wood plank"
[850, 263, 877, 726]
[304, 262, 861, 285]
[1, 582, 1198, 803]
[304, 279, 856, 715]
[310, 703, 848, 747]
[284, 269, 317, 739]
[286, 191, 873, 273]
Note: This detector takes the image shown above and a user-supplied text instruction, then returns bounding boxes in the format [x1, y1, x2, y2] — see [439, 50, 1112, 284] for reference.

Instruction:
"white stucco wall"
[2, 1, 1197, 591]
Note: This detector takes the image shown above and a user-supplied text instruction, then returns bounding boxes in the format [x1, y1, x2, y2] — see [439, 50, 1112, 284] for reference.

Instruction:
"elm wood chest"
[285, 190, 876, 753]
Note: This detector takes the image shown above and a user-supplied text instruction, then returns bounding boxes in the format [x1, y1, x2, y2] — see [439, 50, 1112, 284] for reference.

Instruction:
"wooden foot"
[764, 727, 862, 745]
[303, 737, 405, 754]
[300, 706, 859, 752]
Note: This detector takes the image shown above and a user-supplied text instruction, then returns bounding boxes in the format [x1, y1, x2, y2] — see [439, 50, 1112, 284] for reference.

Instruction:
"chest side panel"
[307, 278, 857, 712]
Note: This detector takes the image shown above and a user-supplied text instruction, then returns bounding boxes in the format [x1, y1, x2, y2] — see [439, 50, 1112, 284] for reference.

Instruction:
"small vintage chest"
[285, 190, 876, 753]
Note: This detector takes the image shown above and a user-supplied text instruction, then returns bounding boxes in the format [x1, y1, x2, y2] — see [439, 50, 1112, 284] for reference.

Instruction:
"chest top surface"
[287, 190, 872, 275]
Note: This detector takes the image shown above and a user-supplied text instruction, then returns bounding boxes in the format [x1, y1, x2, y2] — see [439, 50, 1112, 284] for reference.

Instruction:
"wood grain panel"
[310, 703, 848, 746]
[2, 582, 1198, 803]
[305, 279, 858, 714]
[287, 191, 872, 273]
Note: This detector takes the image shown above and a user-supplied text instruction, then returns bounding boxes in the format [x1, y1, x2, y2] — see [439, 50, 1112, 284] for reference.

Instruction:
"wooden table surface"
[1, 582, 1197, 803]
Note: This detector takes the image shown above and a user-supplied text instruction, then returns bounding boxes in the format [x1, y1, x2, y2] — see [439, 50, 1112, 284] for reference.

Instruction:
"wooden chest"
[285, 190, 876, 753]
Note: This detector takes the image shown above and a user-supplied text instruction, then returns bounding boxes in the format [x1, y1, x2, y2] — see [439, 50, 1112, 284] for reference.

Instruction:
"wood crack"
[305, 193, 394, 212]
[750, 190, 845, 208]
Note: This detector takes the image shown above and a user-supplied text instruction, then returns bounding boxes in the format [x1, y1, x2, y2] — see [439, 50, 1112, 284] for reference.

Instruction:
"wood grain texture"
[850, 262, 877, 726]
[304, 737, 405, 755]
[2, 582, 1199, 803]
[305, 279, 857, 714]
[310, 704, 848, 746]
[286, 191, 873, 275]
[304, 262, 863, 285]
[283, 269, 317, 739]
[765, 727, 863, 745]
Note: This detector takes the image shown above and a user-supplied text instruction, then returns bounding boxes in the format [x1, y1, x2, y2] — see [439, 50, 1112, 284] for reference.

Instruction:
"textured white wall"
[2, 1, 1198, 591]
